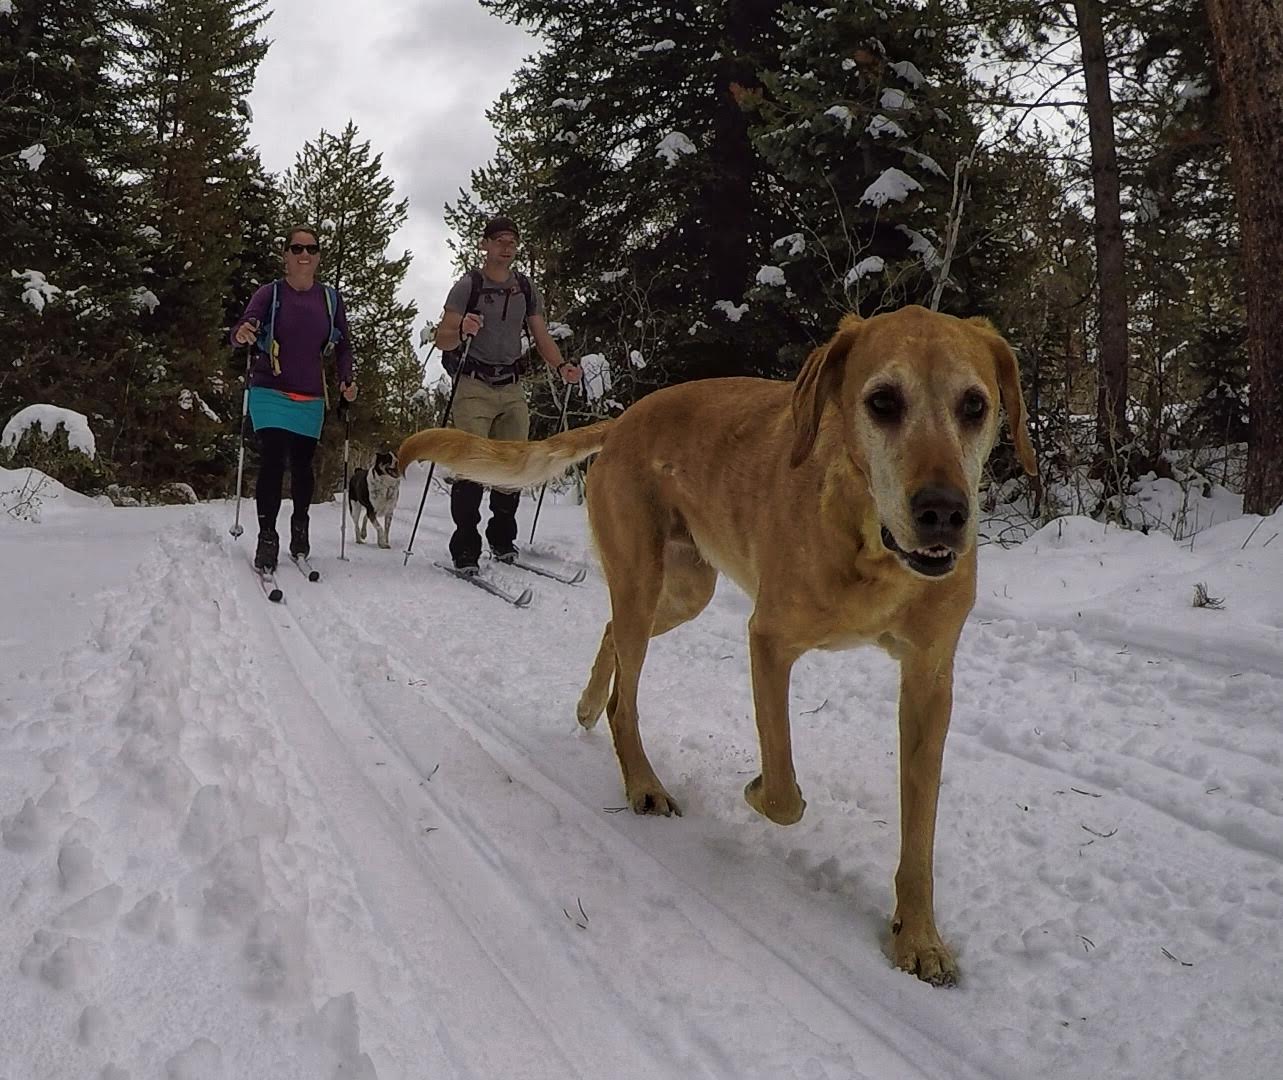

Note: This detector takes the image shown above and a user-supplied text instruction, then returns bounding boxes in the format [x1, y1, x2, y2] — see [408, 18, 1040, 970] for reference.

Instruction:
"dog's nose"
[910, 485, 969, 546]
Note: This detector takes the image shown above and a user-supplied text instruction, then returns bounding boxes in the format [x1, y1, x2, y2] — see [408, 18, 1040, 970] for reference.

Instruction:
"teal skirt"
[248, 387, 324, 439]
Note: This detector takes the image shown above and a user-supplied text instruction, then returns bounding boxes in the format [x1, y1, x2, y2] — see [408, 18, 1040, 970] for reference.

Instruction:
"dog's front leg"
[377, 511, 391, 548]
[744, 626, 806, 825]
[891, 644, 959, 985]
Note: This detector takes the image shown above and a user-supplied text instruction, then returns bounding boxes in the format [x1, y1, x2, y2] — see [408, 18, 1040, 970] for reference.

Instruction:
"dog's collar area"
[879, 525, 957, 578]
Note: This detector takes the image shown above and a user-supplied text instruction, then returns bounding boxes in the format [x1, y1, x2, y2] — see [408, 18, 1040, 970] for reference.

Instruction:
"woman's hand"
[233, 320, 259, 346]
[341, 382, 358, 402]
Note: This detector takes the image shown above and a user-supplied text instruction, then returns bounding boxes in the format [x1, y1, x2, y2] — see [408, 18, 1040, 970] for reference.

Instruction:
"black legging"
[255, 426, 317, 534]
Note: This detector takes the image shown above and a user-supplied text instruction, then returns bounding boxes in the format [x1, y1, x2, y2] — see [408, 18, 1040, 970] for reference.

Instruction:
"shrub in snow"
[1, 406, 111, 495]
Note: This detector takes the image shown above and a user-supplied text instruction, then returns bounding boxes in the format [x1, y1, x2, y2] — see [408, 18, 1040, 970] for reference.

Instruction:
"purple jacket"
[230, 280, 355, 397]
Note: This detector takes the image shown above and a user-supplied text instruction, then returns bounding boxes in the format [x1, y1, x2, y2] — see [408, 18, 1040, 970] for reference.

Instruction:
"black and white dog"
[347, 450, 401, 549]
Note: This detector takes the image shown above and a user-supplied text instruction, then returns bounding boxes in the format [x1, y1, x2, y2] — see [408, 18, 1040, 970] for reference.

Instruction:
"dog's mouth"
[880, 526, 958, 578]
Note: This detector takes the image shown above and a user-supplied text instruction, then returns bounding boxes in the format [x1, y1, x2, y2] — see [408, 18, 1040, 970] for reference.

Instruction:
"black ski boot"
[289, 516, 309, 559]
[254, 529, 279, 572]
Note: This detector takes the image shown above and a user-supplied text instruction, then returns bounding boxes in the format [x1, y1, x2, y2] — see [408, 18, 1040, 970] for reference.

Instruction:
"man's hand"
[341, 381, 358, 402]
[558, 360, 583, 385]
[233, 319, 260, 346]
[461, 312, 484, 338]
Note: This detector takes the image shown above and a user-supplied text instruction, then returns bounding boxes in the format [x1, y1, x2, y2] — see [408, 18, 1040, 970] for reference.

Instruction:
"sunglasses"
[288, 243, 320, 255]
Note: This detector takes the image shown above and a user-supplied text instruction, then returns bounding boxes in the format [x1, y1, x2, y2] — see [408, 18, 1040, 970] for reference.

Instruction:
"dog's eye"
[866, 387, 904, 422]
[959, 391, 987, 424]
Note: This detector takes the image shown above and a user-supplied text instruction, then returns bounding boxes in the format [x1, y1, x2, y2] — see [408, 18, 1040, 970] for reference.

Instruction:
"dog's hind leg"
[587, 487, 685, 816]
[577, 541, 716, 730]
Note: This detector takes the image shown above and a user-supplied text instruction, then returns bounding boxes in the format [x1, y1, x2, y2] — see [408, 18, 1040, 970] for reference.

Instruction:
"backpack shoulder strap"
[466, 269, 484, 313]
[515, 272, 534, 331]
[322, 284, 341, 344]
[255, 280, 283, 374]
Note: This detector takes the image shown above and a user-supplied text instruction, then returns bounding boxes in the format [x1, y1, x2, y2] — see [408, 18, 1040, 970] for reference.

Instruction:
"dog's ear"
[968, 318, 1037, 476]
[790, 316, 862, 468]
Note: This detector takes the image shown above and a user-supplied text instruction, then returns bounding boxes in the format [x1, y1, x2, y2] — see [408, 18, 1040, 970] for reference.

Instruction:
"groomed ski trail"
[227, 515, 1018, 1080]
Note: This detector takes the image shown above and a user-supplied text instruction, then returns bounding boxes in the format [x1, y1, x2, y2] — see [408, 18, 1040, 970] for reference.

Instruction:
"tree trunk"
[1073, 0, 1130, 468]
[1206, 0, 1283, 515]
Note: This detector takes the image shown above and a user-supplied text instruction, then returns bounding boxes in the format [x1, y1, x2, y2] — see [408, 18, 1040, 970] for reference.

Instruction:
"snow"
[860, 167, 923, 207]
[825, 104, 853, 132]
[904, 147, 948, 178]
[889, 60, 926, 88]
[19, 143, 47, 171]
[1, 476, 1281, 1078]
[655, 131, 696, 165]
[845, 256, 885, 285]
[898, 223, 944, 269]
[637, 39, 676, 53]
[12, 268, 61, 313]
[628, 349, 646, 369]
[177, 389, 221, 423]
[773, 232, 807, 257]
[756, 265, 787, 287]
[2, 404, 97, 459]
[868, 114, 908, 139]
[880, 88, 913, 111]
[131, 286, 160, 313]
[713, 299, 749, 322]
[578, 352, 612, 401]
[0, 1, 14, 16]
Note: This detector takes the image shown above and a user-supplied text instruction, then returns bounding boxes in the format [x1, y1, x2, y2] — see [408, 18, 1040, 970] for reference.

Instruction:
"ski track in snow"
[1, 495, 1281, 1079]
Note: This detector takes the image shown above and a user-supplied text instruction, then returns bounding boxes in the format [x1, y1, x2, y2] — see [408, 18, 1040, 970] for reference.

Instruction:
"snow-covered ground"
[2, 463, 1281, 1079]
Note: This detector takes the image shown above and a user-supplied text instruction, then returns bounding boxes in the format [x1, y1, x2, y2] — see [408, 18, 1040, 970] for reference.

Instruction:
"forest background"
[3, 0, 1280, 525]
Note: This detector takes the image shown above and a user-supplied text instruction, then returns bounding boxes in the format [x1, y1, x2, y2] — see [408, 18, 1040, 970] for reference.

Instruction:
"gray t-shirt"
[444, 270, 545, 368]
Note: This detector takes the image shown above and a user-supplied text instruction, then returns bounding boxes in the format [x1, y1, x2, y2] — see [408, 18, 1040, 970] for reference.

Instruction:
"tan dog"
[398, 305, 1036, 984]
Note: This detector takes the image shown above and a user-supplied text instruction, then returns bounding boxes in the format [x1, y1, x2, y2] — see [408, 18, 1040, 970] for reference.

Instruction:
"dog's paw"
[378, 539, 390, 549]
[743, 775, 806, 825]
[575, 696, 604, 729]
[891, 921, 958, 986]
[627, 784, 682, 817]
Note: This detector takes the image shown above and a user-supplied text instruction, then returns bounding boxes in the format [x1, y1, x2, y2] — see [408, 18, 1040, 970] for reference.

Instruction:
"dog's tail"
[396, 420, 614, 489]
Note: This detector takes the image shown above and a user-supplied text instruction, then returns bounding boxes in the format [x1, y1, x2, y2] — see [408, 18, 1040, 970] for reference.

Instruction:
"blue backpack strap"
[254, 280, 282, 375]
[322, 285, 343, 354]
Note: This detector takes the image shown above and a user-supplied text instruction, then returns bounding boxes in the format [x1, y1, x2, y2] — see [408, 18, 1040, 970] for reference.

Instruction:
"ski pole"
[528, 378, 574, 545]
[404, 334, 472, 566]
[229, 340, 254, 538]
[338, 392, 351, 561]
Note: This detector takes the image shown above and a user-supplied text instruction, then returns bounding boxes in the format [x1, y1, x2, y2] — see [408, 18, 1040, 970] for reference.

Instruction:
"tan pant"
[452, 376, 530, 442]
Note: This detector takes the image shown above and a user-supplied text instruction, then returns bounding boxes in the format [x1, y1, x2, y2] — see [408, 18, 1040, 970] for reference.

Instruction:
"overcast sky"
[246, 0, 539, 351]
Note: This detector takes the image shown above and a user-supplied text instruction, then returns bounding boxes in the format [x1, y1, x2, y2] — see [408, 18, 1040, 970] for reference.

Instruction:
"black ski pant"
[449, 481, 520, 565]
[255, 426, 317, 539]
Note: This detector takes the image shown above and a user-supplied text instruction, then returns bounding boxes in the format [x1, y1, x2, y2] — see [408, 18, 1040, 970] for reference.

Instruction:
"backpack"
[441, 269, 534, 382]
[254, 279, 343, 375]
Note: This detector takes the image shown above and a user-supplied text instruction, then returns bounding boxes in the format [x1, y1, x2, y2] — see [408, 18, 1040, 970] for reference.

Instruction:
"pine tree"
[746, 4, 986, 336]
[1206, 0, 1283, 514]
[1, 0, 146, 477]
[279, 122, 418, 485]
[115, 0, 269, 491]
[465, 0, 798, 403]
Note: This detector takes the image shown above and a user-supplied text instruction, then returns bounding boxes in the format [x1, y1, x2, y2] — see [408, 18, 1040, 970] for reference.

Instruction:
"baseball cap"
[482, 216, 520, 239]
